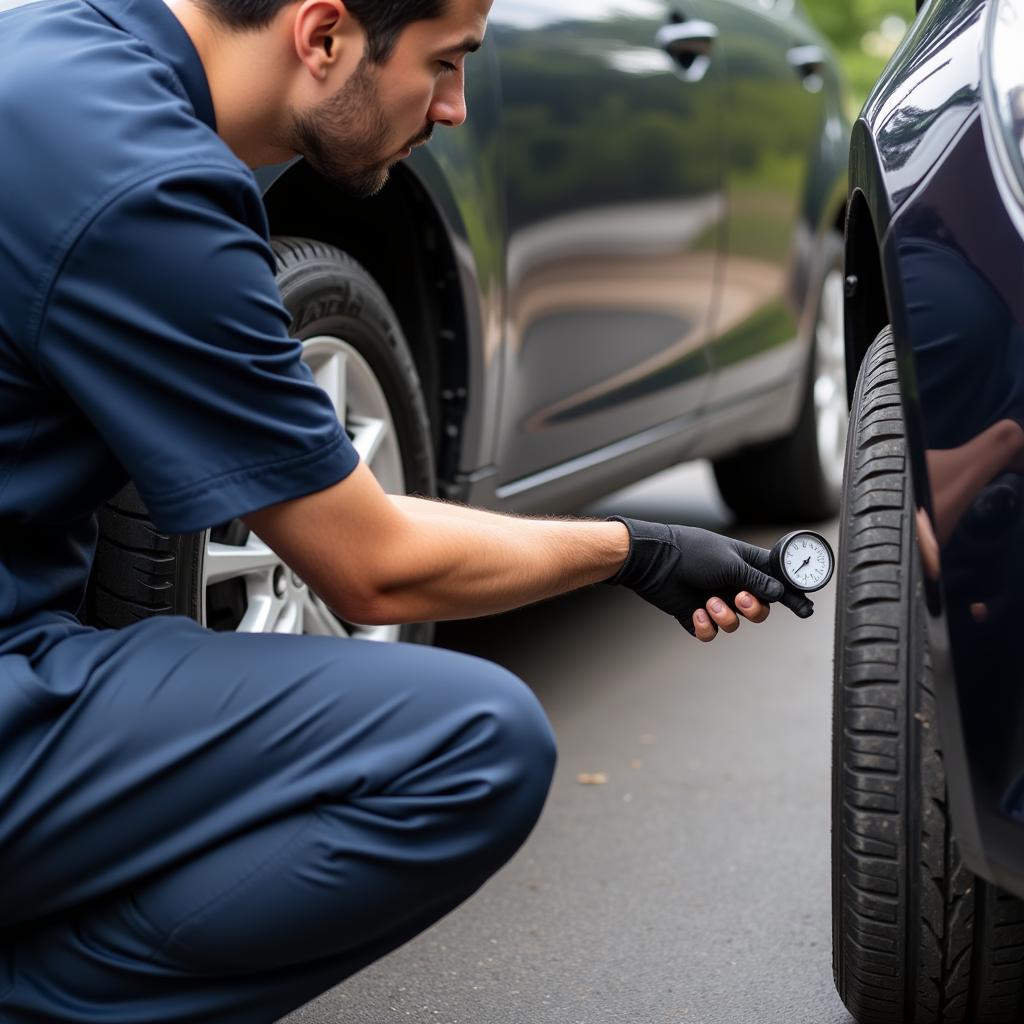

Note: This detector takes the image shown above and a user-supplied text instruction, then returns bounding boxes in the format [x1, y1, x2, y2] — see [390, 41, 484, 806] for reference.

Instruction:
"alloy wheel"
[200, 335, 406, 641]
[813, 268, 848, 496]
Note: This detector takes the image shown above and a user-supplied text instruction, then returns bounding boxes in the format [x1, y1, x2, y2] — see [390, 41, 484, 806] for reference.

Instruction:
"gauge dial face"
[781, 532, 833, 592]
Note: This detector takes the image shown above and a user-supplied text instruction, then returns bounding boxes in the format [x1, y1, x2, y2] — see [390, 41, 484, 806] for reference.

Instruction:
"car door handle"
[787, 44, 827, 91]
[656, 21, 718, 82]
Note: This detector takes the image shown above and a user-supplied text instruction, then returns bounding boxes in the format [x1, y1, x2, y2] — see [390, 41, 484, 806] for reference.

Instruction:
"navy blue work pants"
[0, 616, 556, 1022]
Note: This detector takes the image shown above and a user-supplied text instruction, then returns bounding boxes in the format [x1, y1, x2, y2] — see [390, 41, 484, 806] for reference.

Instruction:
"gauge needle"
[798, 557, 811, 571]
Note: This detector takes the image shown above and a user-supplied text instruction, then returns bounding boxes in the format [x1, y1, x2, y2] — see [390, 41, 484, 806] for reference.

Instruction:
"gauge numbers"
[777, 531, 834, 593]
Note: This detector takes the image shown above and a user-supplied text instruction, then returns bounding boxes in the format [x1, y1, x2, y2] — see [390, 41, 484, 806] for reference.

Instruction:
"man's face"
[289, 0, 489, 196]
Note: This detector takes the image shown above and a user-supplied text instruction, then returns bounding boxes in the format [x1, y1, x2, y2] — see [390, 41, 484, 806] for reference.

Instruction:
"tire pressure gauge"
[770, 530, 834, 593]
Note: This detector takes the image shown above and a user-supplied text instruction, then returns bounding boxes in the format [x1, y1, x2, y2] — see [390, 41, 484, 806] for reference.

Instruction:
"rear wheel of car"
[713, 231, 846, 523]
[832, 328, 1024, 1023]
[85, 237, 436, 646]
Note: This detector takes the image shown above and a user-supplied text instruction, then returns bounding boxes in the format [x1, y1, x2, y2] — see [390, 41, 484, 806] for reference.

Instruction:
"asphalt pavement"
[285, 461, 856, 1024]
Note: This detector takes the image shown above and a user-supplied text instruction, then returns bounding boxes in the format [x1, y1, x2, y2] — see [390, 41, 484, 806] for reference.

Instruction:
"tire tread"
[833, 330, 1024, 1023]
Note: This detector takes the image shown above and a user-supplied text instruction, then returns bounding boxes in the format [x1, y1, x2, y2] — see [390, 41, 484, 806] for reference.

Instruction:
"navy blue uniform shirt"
[0, 0, 360, 649]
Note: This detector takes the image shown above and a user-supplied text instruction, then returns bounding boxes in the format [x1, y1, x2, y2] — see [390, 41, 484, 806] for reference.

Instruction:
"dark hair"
[198, 0, 448, 62]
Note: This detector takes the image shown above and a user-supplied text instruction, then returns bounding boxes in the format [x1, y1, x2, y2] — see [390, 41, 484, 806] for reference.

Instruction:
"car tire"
[832, 328, 1024, 1023]
[712, 231, 846, 523]
[84, 236, 436, 646]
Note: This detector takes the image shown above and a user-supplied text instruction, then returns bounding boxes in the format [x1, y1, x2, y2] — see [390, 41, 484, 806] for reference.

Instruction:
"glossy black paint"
[490, 0, 724, 487]
[847, 0, 1024, 894]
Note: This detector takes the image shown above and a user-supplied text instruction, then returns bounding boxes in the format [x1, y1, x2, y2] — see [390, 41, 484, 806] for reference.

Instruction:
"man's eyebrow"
[437, 36, 482, 56]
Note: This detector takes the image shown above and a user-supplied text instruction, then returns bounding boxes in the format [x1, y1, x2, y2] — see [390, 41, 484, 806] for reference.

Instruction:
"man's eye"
[438, 61, 458, 75]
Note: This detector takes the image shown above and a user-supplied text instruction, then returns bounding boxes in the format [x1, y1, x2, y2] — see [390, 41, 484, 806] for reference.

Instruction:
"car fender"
[254, 138, 504, 487]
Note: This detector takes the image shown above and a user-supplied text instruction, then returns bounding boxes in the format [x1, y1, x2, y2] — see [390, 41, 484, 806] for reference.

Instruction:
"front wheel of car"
[832, 328, 1024, 1023]
[85, 237, 436, 646]
[713, 231, 847, 523]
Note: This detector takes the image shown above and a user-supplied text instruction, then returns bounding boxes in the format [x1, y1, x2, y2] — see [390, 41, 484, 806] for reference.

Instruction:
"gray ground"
[286, 461, 855, 1024]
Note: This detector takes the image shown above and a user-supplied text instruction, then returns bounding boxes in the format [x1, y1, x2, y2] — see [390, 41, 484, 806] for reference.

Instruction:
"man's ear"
[292, 0, 362, 81]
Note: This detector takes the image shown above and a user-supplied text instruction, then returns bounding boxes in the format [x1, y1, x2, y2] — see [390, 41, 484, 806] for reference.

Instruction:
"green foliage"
[801, 0, 915, 49]
[800, 0, 917, 106]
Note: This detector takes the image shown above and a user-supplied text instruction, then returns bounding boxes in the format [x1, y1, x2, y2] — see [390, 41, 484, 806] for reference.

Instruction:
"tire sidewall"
[272, 241, 436, 645]
[277, 249, 435, 505]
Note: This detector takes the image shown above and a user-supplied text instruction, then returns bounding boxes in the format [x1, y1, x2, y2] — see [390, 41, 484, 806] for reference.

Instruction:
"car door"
[701, 0, 830, 407]
[490, 0, 727, 495]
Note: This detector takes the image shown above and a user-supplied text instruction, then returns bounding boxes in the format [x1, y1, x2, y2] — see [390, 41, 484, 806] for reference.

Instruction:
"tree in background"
[801, 0, 917, 107]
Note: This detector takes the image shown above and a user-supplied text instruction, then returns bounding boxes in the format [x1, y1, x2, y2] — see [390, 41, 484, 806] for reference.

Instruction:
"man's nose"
[429, 77, 467, 128]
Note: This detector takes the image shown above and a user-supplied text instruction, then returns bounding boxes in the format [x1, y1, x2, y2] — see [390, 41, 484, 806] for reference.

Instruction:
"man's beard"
[288, 58, 396, 198]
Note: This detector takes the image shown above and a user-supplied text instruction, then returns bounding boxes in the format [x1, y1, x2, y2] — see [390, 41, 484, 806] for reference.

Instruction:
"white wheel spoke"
[205, 539, 280, 584]
[358, 623, 402, 642]
[303, 592, 350, 637]
[813, 268, 848, 492]
[314, 351, 348, 425]
[815, 374, 837, 409]
[238, 594, 281, 634]
[275, 598, 303, 634]
[349, 416, 387, 466]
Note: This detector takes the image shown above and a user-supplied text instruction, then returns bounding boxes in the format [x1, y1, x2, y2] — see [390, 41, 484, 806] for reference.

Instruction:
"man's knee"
[364, 648, 556, 867]
[470, 658, 557, 844]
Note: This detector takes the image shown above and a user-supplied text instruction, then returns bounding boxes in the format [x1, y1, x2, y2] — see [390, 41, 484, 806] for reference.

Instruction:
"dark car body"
[845, 0, 1024, 896]
[255, 0, 849, 516]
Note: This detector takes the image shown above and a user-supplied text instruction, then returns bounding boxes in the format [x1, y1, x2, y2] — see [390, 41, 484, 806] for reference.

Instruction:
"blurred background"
[802, 0, 915, 109]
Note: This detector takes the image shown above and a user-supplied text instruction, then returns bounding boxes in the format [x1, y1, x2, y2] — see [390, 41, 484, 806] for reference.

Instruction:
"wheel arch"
[258, 159, 478, 488]
[842, 182, 938, 603]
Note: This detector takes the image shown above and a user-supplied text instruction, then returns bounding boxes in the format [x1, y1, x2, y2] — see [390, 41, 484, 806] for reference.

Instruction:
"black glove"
[605, 516, 814, 635]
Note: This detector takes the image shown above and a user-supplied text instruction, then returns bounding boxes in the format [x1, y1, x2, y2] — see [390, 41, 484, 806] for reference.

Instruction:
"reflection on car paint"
[883, 105, 1024, 877]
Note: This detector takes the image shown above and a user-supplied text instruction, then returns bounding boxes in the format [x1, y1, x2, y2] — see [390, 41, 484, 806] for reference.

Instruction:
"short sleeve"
[36, 164, 359, 533]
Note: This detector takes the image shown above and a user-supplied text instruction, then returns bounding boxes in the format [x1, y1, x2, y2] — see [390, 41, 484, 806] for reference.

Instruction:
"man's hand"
[606, 516, 814, 641]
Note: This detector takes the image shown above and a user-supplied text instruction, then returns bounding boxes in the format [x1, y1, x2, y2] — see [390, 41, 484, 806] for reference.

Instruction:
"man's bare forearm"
[389, 493, 547, 524]
[359, 494, 630, 623]
[245, 466, 629, 626]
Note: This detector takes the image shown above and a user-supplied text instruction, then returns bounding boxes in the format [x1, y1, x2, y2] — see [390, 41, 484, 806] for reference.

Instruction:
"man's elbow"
[318, 582, 408, 627]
